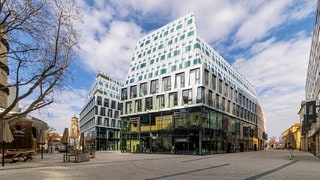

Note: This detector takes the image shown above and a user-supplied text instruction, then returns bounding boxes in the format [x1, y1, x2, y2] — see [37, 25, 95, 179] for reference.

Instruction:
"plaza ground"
[0, 149, 319, 180]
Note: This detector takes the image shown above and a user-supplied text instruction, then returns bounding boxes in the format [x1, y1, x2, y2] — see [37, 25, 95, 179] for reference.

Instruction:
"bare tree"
[268, 136, 278, 148]
[0, 0, 81, 121]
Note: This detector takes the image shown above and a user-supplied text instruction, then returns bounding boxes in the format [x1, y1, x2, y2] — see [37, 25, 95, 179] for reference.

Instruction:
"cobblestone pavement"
[0, 150, 319, 180]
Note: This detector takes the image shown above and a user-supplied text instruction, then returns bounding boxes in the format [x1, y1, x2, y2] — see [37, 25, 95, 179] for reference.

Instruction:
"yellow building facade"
[281, 123, 301, 150]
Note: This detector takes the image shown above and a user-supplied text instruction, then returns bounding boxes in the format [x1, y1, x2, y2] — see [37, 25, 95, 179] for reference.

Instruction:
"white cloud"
[233, 32, 311, 137]
[234, 0, 316, 47]
[79, 18, 143, 82]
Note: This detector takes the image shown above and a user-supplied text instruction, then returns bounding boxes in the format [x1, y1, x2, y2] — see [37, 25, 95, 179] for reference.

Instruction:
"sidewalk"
[0, 150, 319, 179]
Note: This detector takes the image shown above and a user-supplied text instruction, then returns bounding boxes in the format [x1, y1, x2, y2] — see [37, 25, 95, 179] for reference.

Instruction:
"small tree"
[0, 0, 80, 121]
[268, 136, 278, 148]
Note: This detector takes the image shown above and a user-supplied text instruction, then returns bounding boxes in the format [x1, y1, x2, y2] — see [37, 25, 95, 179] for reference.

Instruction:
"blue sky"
[36, 0, 316, 140]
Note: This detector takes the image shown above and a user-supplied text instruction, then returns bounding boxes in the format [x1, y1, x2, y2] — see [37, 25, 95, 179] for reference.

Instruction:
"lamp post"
[38, 129, 46, 160]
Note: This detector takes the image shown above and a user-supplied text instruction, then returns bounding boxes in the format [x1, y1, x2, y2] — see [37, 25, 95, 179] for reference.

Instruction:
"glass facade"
[121, 13, 266, 155]
[121, 107, 257, 154]
[79, 73, 123, 151]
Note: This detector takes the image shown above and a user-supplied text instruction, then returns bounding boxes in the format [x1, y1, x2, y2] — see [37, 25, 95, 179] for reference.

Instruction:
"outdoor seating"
[63, 151, 90, 163]
[2, 152, 18, 163]
[22, 151, 36, 162]
[2, 151, 36, 163]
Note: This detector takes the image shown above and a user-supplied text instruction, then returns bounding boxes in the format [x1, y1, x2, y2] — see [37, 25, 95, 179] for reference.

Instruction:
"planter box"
[77, 153, 90, 162]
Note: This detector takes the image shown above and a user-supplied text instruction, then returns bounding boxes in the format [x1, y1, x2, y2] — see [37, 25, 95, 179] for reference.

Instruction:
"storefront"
[121, 107, 259, 155]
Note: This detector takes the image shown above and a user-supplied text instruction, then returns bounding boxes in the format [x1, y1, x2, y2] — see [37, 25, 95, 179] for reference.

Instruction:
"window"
[182, 89, 192, 105]
[115, 111, 119, 118]
[196, 87, 205, 103]
[95, 106, 98, 115]
[224, 83, 228, 97]
[185, 45, 191, 52]
[208, 91, 213, 106]
[130, 85, 137, 98]
[160, 55, 165, 60]
[160, 68, 167, 75]
[105, 118, 109, 126]
[158, 44, 164, 49]
[194, 43, 200, 49]
[97, 117, 102, 125]
[162, 76, 171, 92]
[221, 98, 225, 110]
[140, 83, 148, 96]
[156, 95, 165, 110]
[187, 30, 194, 37]
[180, 34, 185, 40]
[97, 96, 102, 105]
[169, 92, 178, 108]
[174, 49, 180, 56]
[150, 59, 154, 64]
[146, 97, 153, 110]
[140, 63, 146, 68]
[175, 72, 185, 88]
[187, 18, 193, 24]
[176, 24, 182, 30]
[167, 52, 172, 58]
[211, 75, 216, 90]
[193, 58, 200, 65]
[218, 80, 222, 94]
[111, 100, 116, 109]
[171, 65, 177, 71]
[108, 109, 113, 118]
[104, 98, 109, 107]
[204, 70, 209, 86]
[151, 80, 159, 94]
[126, 102, 132, 114]
[100, 107, 106, 116]
[111, 119, 116, 127]
[168, 40, 172, 45]
[227, 100, 231, 113]
[135, 99, 142, 112]
[185, 61, 190, 67]
[216, 94, 220, 108]
[189, 68, 200, 85]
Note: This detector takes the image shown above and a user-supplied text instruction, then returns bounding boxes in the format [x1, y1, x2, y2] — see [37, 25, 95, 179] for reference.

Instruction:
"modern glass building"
[302, 0, 320, 157]
[120, 13, 266, 155]
[79, 72, 123, 151]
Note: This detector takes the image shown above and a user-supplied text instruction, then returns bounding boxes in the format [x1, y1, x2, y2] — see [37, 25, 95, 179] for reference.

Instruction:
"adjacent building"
[302, 0, 320, 157]
[79, 72, 123, 151]
[1, 30, 48, 151]
[0, 29, 9, 108]
[120, 13, 266, 155]
[281, 123, 301, 150]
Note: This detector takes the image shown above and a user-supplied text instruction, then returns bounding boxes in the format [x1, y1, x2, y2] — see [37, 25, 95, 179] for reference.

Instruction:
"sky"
[33, 0, 317, 140]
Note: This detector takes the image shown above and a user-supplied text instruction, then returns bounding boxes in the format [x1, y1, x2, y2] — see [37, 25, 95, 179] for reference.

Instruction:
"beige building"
[0, 30, 9, 108]
[281, 123, 301, 150]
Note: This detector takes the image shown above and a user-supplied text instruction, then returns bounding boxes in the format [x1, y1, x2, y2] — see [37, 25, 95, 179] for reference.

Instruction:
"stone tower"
[70, 116, 79, 139]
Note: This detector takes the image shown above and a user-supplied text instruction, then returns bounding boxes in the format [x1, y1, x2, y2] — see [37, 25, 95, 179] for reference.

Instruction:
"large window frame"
[163, 76, 171, 92]
[175, 72, 185, 89]
[150, 80, 159, 94]
[182, 89, 192, 105]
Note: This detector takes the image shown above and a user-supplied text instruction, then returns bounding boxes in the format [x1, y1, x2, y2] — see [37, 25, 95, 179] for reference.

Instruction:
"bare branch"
[0, 0, 81, 121]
